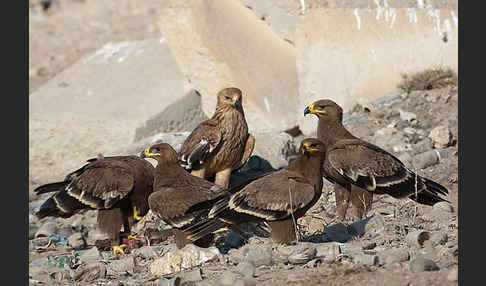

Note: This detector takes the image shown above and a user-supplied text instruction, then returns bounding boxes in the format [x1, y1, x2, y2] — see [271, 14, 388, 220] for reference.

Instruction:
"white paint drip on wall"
[263, 97, 271, 112]
[406, 8, 418, 23]
[416, 0, 424, 9]
[83, 41, 136, 64]
[299, 0, 306, 15]
[370, 49, 377, 62]
[374, 0, 383, 20]
[443, 19, 452, 32]
[389, 8, 397, 28]
[450, 11, 458, 28]
[353, 8, 361, 30]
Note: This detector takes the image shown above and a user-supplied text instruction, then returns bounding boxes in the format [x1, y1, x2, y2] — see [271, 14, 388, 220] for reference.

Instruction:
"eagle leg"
[133, 206, 143, 220]
[173, 229, 192, 249]
[214, 168, 232, 188]
[268, 219, 297, 245]
[113, 244, 128, 255]
[334, 184, 351, 222]
[349, 186, 373, 220]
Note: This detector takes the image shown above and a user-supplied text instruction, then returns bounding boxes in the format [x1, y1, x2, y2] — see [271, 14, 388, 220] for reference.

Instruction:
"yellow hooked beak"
[304, 104, 326, 115]
[144, 147, 160, 157]
[231, 96, 241, 107]
[303, 142, 318, 152]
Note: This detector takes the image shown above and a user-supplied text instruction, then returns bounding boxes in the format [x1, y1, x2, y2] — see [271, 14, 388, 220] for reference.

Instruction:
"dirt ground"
[28, 86, 458, 286]
[29, 1, 458, 285]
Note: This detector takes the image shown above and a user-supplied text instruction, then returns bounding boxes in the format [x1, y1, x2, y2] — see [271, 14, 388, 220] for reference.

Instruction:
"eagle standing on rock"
[178, 87, 255, 188]
[34, 155, 154, 255]
[141, 142, 235, 249]
[304, 99, 449, 221]
[186, 138, 326, 245]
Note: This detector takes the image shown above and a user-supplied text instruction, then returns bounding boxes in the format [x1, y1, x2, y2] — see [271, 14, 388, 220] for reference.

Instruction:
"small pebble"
[412, 150, 441, 169]
[429, 232, 448, 247]
[178, 268, 202, 282]
[398, 109, 417, 122]
[234, 261, 255, 278]
[315, 243, 341, 262]
[67, 233, 86, 250]
[429, 125, 452, 148]
[447, 268, 458, 281]
[158, 277, 181, 286]
[79, 247, 102, 263]
[74, 263, 107, 282]
[108, 256, 136, 274]
[433, 201, 454, 213]
[362, 242, 377, 250]
[353, 254, 379, 266]
[409, 257, 439, 272]
[35, 221, 58, 238]
[406, 230, 430, 248]
[378, 248, 410, 264]
[242, 244, 273, 267]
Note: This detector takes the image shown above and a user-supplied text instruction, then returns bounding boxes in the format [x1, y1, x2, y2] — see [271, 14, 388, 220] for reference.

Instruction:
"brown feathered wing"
[179, 119, 222, 170]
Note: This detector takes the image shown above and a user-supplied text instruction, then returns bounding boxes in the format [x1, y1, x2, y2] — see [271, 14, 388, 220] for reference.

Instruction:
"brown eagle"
[141, 142, 236, 248]
[178, 87, 255, 188]
[185, 138, 326, 245]
[304, 99, 449, 221]
[34, 155, 154, 255]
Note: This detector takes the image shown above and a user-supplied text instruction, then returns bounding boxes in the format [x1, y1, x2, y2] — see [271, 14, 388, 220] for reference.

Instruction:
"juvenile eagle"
[142, 143, 235, 248]
[186, 138, 326, 245]
[34, 155, 154, 255]
[178, 87, 255, 188]
[304, 99, 449, 221]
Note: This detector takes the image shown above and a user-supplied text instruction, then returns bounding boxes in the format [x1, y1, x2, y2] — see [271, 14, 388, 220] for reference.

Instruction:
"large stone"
[297, 7, 458, 134]
[349, 214, 386, 238]
[67, 233, 87, 250]
[377, 248, 410, 265]
[122, 132, 190, 158]
[79, 247, 102, 264]
[428, 125, 452, 148]
[107, 257, 136, 275]
[158, 0, 300, 132]
[150, 244, 220, 276]
[274, 243, 317, 264]
[251, 132, 297, 169]
[74, 263, 107, 282]
[30, 37, 187, 184]
[409, 257, 439, 272]
[133, 89, 209, 141]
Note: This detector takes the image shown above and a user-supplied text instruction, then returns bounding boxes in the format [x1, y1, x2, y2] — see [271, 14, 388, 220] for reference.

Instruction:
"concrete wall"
[296, 7, 458, 134]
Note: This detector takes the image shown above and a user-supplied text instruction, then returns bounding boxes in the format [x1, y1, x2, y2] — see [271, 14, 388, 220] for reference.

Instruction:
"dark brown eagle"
[185, 138, 326, 245]
[34, 155, 154, 255]
[178, 87, 255, 188]
[304, 99, 449, 221]
[141, 142, 235, 248]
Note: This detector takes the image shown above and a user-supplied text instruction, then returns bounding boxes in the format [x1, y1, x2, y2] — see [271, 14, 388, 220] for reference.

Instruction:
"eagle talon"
[113, 244, 127, 255]
[127, 235, 141, 241]
[133, 206, 143, 220]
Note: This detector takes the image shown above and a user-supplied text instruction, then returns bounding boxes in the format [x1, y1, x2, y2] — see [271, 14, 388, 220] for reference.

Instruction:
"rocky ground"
[29, 1, 458, 285]
[28, 84, 459, 285]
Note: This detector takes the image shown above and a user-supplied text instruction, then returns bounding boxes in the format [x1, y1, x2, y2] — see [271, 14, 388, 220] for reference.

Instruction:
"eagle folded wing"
[149, 183, 229, 228]
[65, 161, 135, 209]
[179, 120, 222, 169]
[224, 169, 315, 220]
[327, 139, 410, 193]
